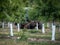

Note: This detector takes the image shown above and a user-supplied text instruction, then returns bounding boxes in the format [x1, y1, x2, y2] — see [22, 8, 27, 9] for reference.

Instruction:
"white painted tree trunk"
[42, 23, 45, 33]
[59, 25, 60, 32]
[36, 23, 38, 30]
[17, 23, 20, 32]
[8, 22, 10, 27]
[10, 23, 13, 36]
[2, 22, 4, 29]
[51, 24, 56, 41]
[47, 23, 49, 28]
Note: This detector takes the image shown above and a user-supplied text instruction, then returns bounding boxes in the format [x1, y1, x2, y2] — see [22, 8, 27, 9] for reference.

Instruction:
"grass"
[29, 41, 60, 45]
[0, 39, 28, 45]
[0, 28, 60, 45]
[0, 39, 60, 45]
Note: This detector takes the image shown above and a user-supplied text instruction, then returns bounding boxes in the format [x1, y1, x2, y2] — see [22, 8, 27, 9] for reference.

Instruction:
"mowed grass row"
[0, 28, 60, 45]
[0, 38, 60, 45]
[0, 28, 60, 40]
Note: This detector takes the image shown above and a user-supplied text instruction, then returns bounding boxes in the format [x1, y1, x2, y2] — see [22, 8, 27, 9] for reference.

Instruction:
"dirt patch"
[0, 36, 11, 39]
[28, 38, 60, 43]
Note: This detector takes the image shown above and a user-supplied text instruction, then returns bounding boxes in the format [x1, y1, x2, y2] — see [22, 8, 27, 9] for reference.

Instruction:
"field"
[0, 27, 60, 45]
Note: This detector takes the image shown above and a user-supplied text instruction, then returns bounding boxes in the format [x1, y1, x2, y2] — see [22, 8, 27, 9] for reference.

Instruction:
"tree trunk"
[36, 23, 38, 30]
[2, 22, 4, 29]
[47, 23, 49, 28]
[59, 25, 60, 32]
[42, 23, 45, 33]
[10, 23, 13, 36]
[17, 23, 20, 32]
[51, 24, 56, 41]
[8, 22, 10, 28]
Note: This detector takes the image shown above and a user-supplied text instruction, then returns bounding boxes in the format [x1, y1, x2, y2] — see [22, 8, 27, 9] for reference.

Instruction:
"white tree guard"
[47, 23, 49, 28]
[52, 24, 56, 41]
[10, 23, 13, 36]
[17, 23, 20, 32]
[36, 23, 38, 30]
[42, 23, 45, 33]
[8, 22, 10, 27]
[2, 22, 4, 29]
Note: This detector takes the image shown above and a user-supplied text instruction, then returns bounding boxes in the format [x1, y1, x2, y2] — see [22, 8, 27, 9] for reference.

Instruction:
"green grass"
[0, 28, 60, 45]
[29, 41, 60, 45]
[0, 39, 60, 45]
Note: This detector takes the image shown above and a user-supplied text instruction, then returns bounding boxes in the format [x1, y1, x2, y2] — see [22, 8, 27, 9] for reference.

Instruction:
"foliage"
[29, 30, 39, 33]
[0, 0, 25, 23]
[29, 41, 60, 45]
[28, 0, 60, 22]
[0, 0, 60, 22]
[18, 29, 29, 41]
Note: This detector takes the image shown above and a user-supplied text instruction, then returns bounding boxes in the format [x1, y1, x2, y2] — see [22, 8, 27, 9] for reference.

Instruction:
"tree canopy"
[0, 0, 60, 23]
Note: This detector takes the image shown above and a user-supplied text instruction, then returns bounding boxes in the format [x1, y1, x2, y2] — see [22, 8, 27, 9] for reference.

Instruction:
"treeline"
[0, 0, 60, 23]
